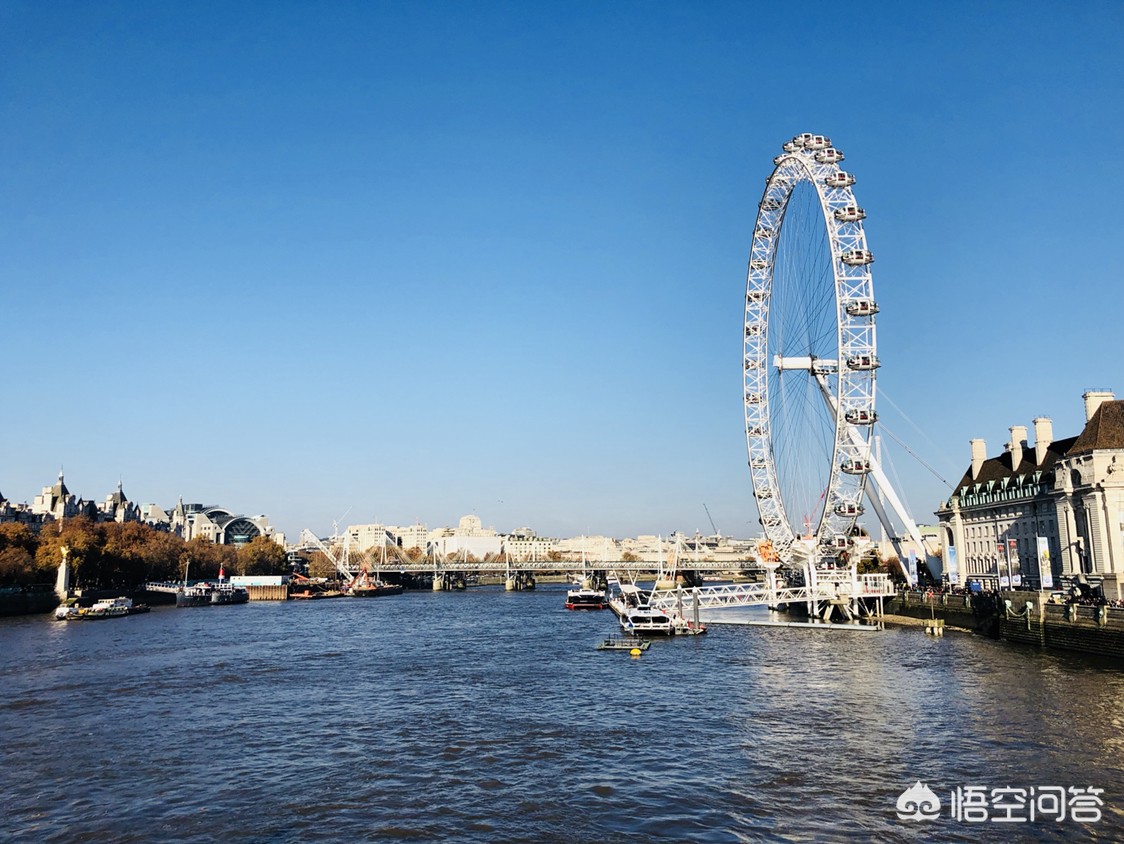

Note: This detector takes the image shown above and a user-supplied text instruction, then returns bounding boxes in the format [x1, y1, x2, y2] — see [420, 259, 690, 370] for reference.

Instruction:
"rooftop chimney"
[1034, 417, 1053, 466]
[970, 438, 987, 480]
[1008, 425, 1028, 468]
[1083, 390, 1115, 423]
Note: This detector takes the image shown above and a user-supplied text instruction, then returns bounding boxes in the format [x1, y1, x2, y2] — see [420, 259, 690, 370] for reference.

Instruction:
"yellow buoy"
[629, 648, 642, 656]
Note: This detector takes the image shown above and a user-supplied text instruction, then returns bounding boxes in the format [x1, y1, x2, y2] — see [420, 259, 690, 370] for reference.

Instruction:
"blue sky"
[3, 1, 1122, 541]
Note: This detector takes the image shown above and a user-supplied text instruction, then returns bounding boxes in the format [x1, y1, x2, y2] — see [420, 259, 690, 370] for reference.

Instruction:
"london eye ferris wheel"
[744, 133, 880, 567]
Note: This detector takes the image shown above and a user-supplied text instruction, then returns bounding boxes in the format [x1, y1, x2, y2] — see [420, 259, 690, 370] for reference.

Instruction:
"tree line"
[0, 518, 289, 588]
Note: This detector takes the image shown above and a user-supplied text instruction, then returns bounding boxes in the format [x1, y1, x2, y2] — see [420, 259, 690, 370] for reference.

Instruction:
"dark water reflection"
[2, 587, 1122, 842]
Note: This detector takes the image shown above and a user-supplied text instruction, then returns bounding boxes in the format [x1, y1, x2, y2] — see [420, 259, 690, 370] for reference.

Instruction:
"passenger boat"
[619, 608, 707, 636]
[176, 583, 211, 607]
[565, 586, 608, 610]
[176, 582, 249, 607]
[174, 560, 249, 607]
[610, 581, 708, 637]
[596, 635, 651, 651]
[209, 582, 250, 605]
[57, 596, 151, 620]
[608, 583, 650, 618]
[619, 607, 677, 636]
[55, 604, 79, 620]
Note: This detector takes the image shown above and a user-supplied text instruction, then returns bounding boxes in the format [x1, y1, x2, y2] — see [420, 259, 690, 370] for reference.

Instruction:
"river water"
[1, 586, 1122, 842]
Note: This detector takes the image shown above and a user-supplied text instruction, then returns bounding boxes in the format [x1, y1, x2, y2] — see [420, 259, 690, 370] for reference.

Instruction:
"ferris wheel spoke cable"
[875, 421, 954, 490]
[877, 388, 962, 479]
[774, 372, 832, 528]
[880, 435, 915, 527]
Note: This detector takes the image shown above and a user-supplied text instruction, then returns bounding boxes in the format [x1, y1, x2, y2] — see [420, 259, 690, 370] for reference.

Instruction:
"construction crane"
[703, 503, 720, 537]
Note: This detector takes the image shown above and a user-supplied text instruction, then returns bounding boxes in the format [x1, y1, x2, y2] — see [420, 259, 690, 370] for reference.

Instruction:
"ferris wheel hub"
[772, 355, 839, 373]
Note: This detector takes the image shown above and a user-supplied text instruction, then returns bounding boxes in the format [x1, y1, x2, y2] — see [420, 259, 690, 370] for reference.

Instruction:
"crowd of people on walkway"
[906, 582, 1124, 610]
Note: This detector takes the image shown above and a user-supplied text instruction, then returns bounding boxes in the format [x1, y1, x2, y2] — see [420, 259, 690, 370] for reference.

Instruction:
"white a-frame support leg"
[811, 372, 937, 583]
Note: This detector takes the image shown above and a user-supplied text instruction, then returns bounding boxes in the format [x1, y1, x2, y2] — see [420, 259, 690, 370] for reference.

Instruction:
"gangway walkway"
[645, 572, 895, 613]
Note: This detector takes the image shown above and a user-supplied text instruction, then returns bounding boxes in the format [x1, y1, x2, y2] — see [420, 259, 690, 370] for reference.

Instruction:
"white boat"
[611, 583, 708, 637]
[58, 596, 150, 620]
[608, 583, 649, 618]
[620, 607, 677, 636]
[565, 586, 608, 610]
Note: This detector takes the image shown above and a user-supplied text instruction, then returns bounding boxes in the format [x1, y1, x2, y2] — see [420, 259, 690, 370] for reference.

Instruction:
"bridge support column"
[505, 571, 536, 591]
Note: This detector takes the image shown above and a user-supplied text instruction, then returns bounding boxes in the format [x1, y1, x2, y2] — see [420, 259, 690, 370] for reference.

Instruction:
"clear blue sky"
[3, 1, 1122, 541]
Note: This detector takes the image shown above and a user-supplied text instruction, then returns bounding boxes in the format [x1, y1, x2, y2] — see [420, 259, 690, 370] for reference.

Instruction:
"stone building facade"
[936, 391, 1124, 599]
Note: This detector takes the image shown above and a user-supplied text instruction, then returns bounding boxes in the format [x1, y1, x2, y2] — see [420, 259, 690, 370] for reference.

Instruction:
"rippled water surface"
[2, 587, 1123, 842]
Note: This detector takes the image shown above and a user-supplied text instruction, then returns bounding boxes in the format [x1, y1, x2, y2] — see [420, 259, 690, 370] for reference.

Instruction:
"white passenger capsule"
[846, 354, 880, 371]
[841, 458, 871, 475]
[805, 135, 830, 151]
[840, 249, 874, 266]
[815, 148, 845, 164]
[833, 205, 865, 222]
[824, 171, 856, 188]
[844, 408, 878, 425]
[845, 299, 879, 317]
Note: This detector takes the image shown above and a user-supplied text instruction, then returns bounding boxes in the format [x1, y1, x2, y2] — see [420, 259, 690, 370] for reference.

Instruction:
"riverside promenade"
[887, 589, 1124, 659]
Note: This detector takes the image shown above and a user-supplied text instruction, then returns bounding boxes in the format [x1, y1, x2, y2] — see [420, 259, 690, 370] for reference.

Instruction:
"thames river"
[2, 587, 1122, 842]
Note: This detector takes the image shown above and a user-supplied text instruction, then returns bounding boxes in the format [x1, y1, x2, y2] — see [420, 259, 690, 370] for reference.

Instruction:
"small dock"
[704, 617, 881, 632]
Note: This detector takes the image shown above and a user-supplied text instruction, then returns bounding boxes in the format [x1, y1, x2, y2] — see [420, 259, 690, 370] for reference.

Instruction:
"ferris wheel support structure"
[806, 368, 934, 582]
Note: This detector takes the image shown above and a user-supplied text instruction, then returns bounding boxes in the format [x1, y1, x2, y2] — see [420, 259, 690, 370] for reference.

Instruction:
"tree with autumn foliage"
[0, 523, 48, 585]
[235, 536, 288, 576]
[306, 550, 339, 580]
[35, 518, 104, 587]
[181, 536, 237, 581]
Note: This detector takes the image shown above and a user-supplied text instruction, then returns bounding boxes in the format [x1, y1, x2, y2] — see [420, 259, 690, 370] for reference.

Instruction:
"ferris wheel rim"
[744, 134, 878, 564]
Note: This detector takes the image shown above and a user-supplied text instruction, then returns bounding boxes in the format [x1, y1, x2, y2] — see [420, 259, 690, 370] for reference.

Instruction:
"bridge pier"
[430, 572, 467, 591]
[580, 570, 608, 591]
[505, 571, 536, 591]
